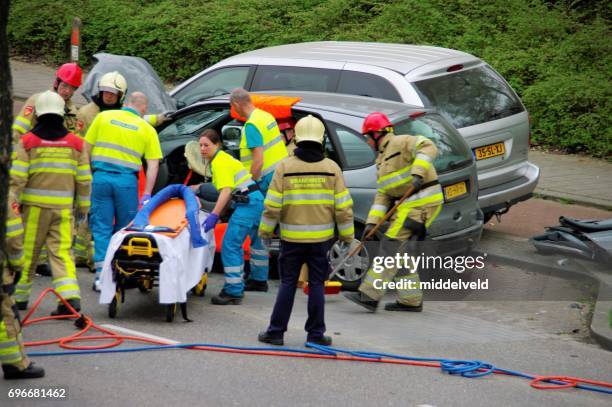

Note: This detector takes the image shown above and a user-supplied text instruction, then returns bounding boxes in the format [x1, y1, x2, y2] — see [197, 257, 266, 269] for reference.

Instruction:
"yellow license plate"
[444, 181, 468, 201]
[474, 142, 505, 160]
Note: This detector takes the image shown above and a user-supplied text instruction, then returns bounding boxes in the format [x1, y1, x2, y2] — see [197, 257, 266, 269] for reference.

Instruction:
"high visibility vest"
[239, 109, 288, 178]
[210, 150, 254, 192]
[85, 108, 162, 174]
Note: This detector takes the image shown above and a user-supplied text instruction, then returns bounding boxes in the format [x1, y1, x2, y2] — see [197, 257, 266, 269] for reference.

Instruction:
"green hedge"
[8, 0, 611, 156]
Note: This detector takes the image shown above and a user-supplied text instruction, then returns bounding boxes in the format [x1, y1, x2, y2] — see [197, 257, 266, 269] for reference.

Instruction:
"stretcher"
[99, 188, 215, 322]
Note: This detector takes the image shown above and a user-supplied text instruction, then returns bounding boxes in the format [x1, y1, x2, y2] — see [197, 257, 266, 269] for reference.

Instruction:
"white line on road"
[100, 324, 181, 345]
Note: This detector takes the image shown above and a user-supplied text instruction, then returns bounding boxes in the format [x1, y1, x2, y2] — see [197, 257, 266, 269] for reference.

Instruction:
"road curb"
[589, 283, 612, 351]
[533, 191, 612, 212]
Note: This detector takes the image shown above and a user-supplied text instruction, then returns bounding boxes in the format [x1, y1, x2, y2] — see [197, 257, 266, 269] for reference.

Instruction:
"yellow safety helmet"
[294, 115, 325, 145]
[35, 90, 65, 117]
[98, 71, 128, 100]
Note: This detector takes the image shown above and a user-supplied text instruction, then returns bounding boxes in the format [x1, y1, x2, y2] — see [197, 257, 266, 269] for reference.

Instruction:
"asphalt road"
[1, 236, 610, 407]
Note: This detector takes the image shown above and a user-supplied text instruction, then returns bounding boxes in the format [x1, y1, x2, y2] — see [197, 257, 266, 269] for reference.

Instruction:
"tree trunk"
[0, 0, 14, 263]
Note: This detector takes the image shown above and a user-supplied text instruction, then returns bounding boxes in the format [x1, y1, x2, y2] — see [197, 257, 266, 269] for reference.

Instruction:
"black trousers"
[266, 239, 332, 341]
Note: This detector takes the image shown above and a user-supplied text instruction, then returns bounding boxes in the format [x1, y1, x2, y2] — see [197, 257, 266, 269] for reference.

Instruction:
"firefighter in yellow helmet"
[1, 201, 45, 379]
[10, 91, 91, 315]
[344, 112, 443, 312]
[258, 115, 354, 346]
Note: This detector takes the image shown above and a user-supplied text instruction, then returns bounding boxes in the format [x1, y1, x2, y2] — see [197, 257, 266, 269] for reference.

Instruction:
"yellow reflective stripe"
[412, 157, 432, 172]
[6, 219, 24, 237]
[10, 160, 29, 176]
[265, 189, 282, 207]
[144, 114, 156, 126]
[337, 221, 354, 236]
[377, 165, 412, 192]
[12, 116, 31, 134]
[57, 209, 78, 293]
[335, 191, 353, 208]
[280, 222, 334, 240]
[21, 188, 74, 206]
[426, 205, 443, 227]
[284, 189, 334, 205]
[29, 168, 76, 175]
[259, 216, 277, 232]
[386, 208, 411, 238]
[76, 165, 92, 180]
[415, 135, 429, 147]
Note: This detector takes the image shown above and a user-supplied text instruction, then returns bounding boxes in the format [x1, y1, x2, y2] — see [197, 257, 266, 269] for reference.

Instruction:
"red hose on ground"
[22, 289, 612, 392]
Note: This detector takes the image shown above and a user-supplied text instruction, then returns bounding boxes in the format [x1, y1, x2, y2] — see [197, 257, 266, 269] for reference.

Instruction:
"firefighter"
[85, 92, 162, 291]
[344, 112, 443, 312]
[230, 88, 288, 292]
[76, 71, 169, 138]
[258, 115, 354, 346]
[10, 91, 90, 315]
[12, 62, 83, 277]
[194, 129, 266, 305]
[278, 117, 297, 155]
[1, 202, 45, 379]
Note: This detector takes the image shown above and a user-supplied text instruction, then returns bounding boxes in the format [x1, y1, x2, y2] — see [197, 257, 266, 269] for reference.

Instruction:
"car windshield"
[394, 113, 472, 173]
[158, 108, 230, 141]
[413, 66, 524, 129]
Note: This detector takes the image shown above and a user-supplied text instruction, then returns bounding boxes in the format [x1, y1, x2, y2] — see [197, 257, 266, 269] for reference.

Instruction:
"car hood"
[82, 53, 176, 113]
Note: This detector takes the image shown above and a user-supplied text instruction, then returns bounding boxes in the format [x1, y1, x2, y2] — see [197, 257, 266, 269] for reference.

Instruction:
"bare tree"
[0, 0, 13, 262]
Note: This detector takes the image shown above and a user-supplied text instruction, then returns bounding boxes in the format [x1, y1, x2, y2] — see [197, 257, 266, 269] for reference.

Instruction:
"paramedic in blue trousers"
[84, 92, 163, 291]
[258, 115, 354, 346]
[229, 88, 288, 292]
[196, 129, 265, 305]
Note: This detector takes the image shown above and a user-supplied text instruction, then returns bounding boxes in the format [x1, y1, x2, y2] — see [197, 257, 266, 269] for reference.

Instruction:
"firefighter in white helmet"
[258, 115, 354, 346]
[11, 91, 91, 315]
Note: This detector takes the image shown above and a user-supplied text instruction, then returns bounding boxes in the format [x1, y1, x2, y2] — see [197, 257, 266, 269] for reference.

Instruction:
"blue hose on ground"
[27, 342, 612, 395]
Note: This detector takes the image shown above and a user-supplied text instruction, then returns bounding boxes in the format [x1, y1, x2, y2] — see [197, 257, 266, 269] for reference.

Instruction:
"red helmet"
[56, 63, 83, 87]
[277, 117, 296, 131]
[362, 112, 392, 134]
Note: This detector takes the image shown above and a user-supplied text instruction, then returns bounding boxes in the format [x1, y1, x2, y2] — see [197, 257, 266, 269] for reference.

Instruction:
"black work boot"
[307, 336, 332, 346]
[211, 290, 243, 305]
[384, 301, 423, 312]
[35, 263, 51, 277]
[3, 362, 45, 379]
[258, 331, 284, 346]
[50, 299, 81, 316]
[16, 301, 28, 311]
[244, 279, 269, 292]
[344, 292, 379, 312]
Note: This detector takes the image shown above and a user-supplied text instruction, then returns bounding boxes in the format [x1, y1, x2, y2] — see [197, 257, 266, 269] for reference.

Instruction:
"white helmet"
[98, 71, 127, 99]
[294, 115, 325, 145]
[35, 90, 65, 117]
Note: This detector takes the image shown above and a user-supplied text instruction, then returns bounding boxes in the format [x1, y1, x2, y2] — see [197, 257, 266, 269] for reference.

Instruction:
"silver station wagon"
[171, 42, 540, 221]
[154, 91, 484, 287]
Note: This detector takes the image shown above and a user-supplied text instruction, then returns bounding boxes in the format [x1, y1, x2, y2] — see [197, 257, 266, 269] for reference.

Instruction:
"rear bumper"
[430, 220, 484, 256]
[478, 161, 540, 213]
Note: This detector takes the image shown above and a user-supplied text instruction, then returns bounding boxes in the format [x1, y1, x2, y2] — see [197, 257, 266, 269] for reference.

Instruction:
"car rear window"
[394, 113, 472, 174]
[413, 66, 524, 129]
[337, 71, 402, 102]
[251, 66, 340, 93]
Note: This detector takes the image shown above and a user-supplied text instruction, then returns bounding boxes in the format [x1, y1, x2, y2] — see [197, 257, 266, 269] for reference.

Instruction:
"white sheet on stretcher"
[100, 212, 215, 304]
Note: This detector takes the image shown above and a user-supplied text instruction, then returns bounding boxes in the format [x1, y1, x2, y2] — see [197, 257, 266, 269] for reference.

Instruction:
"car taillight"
[410, 111, 426, 119]
[447, 64, 464, 72]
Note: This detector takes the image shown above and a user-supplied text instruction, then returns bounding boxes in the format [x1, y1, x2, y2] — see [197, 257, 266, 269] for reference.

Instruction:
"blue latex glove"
[140, 194, 152, 206]
[202, 213, 219, 232]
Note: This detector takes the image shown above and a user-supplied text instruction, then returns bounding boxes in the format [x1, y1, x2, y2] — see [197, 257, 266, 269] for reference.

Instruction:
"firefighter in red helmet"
[344, 112, 444, 313]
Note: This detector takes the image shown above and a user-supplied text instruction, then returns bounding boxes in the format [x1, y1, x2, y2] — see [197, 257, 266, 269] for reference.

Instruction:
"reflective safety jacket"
[210, 150, 254, 192]
[239, 108, 288, 178]
[9, 132, 92, 211]
[12, 92, 78, 145]
[76, 102, 159, 139]
[3, 206, 25, 279]
[259, 156, 354, 243]
[366, 133, 444, 225]
[85, 108, 162, 174]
